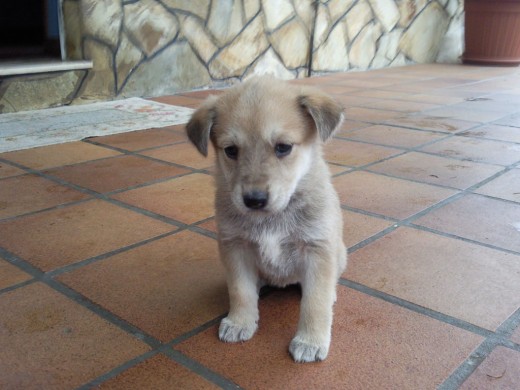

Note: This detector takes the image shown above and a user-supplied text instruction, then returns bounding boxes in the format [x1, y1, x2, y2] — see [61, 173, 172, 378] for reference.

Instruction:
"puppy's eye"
[224, 145, 239, 160]
[275, 143, 293, 158]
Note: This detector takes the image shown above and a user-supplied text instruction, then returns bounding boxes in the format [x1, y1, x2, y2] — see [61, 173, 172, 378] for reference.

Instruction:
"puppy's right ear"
[186, 95, 218, 156]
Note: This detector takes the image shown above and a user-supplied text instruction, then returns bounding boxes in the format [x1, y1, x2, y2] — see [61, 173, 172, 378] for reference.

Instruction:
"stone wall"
[0, 0, 463, 113]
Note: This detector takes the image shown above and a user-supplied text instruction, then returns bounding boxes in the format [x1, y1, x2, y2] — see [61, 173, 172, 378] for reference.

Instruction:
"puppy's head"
[186, 76, 343, 215]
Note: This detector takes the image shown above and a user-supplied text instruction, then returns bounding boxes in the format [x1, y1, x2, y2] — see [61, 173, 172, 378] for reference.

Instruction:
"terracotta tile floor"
[1, 64, 519, 389]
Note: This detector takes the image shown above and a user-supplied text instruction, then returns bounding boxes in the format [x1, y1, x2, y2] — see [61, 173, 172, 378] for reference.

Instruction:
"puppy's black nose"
[243, 191, 269, 210]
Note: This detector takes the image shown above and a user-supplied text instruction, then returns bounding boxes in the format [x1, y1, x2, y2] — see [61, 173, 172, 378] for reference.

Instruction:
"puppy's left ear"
[186, 95, 219, 156]
[298, 91, 344, 141]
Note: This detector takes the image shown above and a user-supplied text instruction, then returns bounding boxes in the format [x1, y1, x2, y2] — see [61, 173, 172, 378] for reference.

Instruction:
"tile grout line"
[0, 247, 160, 347]
[2, 235, 517, 390]
[0, 215, 218, 283]
[343, 190, 466, 253]
[339, 280, 520, 389]
[75, 350, 160, 390]
[338, 279, 493, 339]
[0, 157, 200, 226]
[438, 338, 502, 390]
[45, 230, 181, 277]
[337, 150, 520, 257]
[78, 289, 283, 389]
[328, 118, 518, 182]
[344, 194, 520, 258]
[162, 349, 242, 390]
[406, 223, 520, 257]
[0, 140, 236, 388]
[0, 197, 95, 224]
[81, 137, 216, 174]
[82, 135, 187, 154]
[0, 245, 239, 389]
[438, 307, 520, 390]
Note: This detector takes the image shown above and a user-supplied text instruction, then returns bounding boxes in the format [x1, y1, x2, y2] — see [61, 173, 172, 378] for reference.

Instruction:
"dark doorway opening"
[0, 0, 61, 60]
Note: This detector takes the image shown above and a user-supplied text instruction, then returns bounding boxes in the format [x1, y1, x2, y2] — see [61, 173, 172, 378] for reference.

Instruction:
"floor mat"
[0, 97, 194, 152]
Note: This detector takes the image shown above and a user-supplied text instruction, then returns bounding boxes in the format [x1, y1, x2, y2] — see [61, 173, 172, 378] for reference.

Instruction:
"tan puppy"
[186, 76, 347, 363]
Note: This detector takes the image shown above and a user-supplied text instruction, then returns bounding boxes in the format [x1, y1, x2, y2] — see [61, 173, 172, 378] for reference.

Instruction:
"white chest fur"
[251, 231, 302, 287]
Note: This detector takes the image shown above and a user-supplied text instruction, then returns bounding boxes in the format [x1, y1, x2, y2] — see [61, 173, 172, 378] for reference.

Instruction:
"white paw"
[218, 317, 258, 343]
[289, 335, 329, 363]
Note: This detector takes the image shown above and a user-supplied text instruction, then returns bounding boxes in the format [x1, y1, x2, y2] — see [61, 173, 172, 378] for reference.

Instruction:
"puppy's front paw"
[289, 335, 329, 363]
[219, 317, 258, 343]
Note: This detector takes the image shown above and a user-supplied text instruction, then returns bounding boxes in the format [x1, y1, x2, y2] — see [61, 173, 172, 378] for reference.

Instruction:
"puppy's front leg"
[289, 246, 337, 363]
[219, 241, 259, 343]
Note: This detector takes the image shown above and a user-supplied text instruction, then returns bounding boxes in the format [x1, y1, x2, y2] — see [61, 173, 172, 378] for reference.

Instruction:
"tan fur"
[186, 76, 347, 363]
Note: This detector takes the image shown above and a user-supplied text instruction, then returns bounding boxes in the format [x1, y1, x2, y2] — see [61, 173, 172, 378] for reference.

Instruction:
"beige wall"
[0, 0, 463, 113]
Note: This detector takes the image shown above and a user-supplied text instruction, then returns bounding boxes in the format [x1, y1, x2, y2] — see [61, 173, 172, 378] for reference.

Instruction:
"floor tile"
[318, 85, 361, 95]
[512, 326, 520, 345]
[0, 200, 174, 271]
[176, 286, 482, 389]
[475, 169, 520, 203]
[352, 89, 418, 100]
[494, 112, 520, 128]
[97, 354, 218, 389]
[148, 95, 203, 108]
[341, 125, 446, 148]
[0, 142, 121, 170]
[45, 155, 189, 193]
[458, 124, 520, 143]
[293, 75, 342, 85]
[460, 347, 520, 390]
[338, 77, 403, 89]
[0, 162, 25, 178]
[142, 142, 215, 170]
[452, 99, 520, 115]
[421, 106, 507, 123]
[112, 173, 215, 224]
[487, 93, 520, 105]
[180, 90, 225, 99]
[0, 174, 89, 219]
[0, 257, 32, 290]
[343, 107, 403, 123]
[346, 227, 520, 330]
[342, 209, 393, 248]
[333, 171, 457, 219]
[324, 139, 401, 167]
[2, 63, 520, 390]
[197, 218, 217, 233]
[369, 152, 502, 189]
[0, 283, 149, 390]
[326, 164, 348, 177]
[91, 126, 187, 151]
[333, 95, 381, 108]
[462, 78, 520, 93]
[383, 114, 478, 133]
[58, 231, 226, 342]
[335, 120, 371, 136]
[397, 93, 465, 105]
[359, 99, 439, 113]
[420, 136, 520, 166]
[427, 88, 488, 99]
[415, 194, 520, 253]
[386, 79, 474, 93]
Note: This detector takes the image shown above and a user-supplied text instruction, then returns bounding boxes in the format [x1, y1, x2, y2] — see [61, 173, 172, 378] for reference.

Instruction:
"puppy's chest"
[251, 231, 305, 284]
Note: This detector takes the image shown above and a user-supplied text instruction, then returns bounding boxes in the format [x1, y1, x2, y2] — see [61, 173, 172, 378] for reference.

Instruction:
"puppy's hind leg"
[289, 246, 337, 363]
[219, 241, 260, 343]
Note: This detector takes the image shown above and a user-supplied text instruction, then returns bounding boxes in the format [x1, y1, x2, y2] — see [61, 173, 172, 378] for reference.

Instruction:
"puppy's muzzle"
[243, 190, 269, 210]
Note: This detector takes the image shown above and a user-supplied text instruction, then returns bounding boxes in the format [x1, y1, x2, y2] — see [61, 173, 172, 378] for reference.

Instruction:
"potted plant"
[463, 0, 520, 65]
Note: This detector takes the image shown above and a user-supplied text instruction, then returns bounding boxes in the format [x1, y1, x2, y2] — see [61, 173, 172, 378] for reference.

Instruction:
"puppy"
[186, 76, 347, 363]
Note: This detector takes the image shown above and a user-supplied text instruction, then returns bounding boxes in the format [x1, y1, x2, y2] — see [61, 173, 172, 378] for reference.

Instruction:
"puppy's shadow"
[260, 284, 302, 300]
